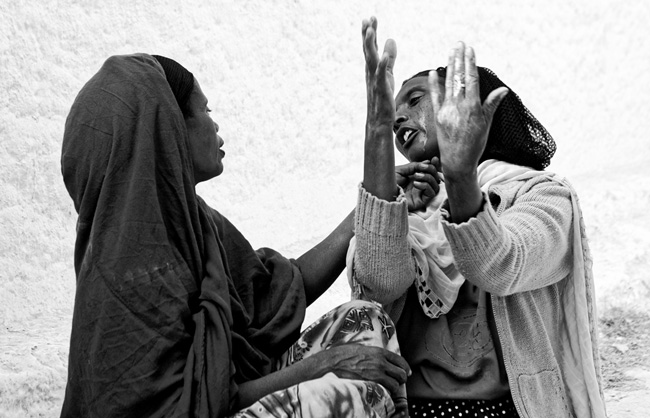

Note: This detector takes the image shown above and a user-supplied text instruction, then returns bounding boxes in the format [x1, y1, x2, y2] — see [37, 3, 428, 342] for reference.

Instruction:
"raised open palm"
[428, 42, 509, 179]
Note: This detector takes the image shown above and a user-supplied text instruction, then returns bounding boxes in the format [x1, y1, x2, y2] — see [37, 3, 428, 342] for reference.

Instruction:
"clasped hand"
[396, 158, 442, 210]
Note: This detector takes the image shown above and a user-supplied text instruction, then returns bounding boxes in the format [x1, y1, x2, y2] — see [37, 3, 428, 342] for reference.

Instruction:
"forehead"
[395, 76, 443, 104]
[189, 80, 208, 106]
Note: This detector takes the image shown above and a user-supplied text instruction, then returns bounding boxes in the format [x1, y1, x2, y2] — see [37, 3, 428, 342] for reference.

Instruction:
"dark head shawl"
[404, 67, 556, 170]
[152, 55, 194, 116]
[60, 54, 305, 417]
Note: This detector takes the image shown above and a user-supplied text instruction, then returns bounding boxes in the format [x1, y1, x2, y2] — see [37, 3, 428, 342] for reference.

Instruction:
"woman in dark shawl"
[60, 53, 420, 417]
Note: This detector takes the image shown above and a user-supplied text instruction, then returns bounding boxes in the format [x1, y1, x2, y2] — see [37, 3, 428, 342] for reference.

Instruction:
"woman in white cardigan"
[350, 17, 607, 418]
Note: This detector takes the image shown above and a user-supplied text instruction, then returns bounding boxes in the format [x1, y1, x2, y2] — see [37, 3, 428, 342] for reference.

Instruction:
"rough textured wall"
[1, 0, 649, 416]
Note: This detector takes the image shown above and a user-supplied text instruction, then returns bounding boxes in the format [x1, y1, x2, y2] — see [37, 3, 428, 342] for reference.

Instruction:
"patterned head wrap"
[152, 55, 195, 116]
[404, 67, 556, 170]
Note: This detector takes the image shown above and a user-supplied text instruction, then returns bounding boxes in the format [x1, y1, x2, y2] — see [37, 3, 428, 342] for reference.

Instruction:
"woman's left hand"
[429, 42, 509, 181]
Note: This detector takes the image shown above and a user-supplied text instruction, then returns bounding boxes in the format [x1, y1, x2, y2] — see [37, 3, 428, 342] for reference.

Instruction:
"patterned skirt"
[231, 300, 407, 418]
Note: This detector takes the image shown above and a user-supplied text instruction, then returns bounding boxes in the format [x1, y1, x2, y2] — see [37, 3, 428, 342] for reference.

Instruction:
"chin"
[406, 151, 426, 163]
[195, 167, 224, 184]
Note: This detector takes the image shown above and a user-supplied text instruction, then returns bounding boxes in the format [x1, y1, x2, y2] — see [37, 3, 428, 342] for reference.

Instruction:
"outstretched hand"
[396, 158, 442, 211]
[361, 17, 400, 202]
[428, 42, 509, 180]
[362, 17, 396, 134]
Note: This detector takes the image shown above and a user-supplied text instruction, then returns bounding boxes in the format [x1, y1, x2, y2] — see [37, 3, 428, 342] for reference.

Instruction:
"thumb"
[482, 87, 509, 122]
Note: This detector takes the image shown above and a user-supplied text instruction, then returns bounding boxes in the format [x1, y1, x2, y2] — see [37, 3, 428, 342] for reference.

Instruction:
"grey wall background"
[1, 1, 649, 416]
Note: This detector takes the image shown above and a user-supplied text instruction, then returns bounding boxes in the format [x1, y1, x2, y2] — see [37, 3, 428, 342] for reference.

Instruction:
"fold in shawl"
[405, 160, 545, 318]
[60, 54, 306, 417]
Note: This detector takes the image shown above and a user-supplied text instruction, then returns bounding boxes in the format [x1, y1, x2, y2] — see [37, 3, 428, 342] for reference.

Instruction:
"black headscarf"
[152, 55, 194, 116]
[60, 54, 305, 417]
[404, 67, 556, 170]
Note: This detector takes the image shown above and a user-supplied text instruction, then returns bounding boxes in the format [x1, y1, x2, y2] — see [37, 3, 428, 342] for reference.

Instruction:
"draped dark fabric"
[60, 53, 306, 417]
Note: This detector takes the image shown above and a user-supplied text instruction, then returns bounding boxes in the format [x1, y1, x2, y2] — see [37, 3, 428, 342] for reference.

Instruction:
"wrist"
[305, 352, 329, 380]
[443, 167, 478, 186]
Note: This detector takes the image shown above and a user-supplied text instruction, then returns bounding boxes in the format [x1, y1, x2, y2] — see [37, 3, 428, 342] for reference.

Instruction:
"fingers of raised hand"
[377, 43, 393, 84]
[482, 86, 509, 124]
[362, 17, 379, 73]
[361, 17, 377, 46]
[382, 39, 397, 91]
[444, 48, 456, 101]
[428, 70, 443, 115]
[452, 41, 466, 98]
[443, 42, 479, 101]
[464, 46, 480, 101]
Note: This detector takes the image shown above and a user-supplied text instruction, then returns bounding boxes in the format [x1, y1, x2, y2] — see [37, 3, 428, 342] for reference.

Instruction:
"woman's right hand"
[313, 343, 411, 397]
[429, 42, 509, 180]
[361, 17, 400, 202]
[427, 43, 507, 223]
[362, 17, 396, 137]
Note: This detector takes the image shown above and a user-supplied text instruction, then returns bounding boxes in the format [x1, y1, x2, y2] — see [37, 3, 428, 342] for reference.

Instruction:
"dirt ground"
[599, 307, 650, 417]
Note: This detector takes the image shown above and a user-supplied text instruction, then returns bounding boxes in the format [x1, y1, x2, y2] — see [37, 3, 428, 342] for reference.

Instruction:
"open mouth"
[397, 127, 419, 148]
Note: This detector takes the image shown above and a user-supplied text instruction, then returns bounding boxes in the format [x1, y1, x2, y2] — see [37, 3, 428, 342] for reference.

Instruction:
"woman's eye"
[206, 107, 212, 113]
[409, 94, 423, 106]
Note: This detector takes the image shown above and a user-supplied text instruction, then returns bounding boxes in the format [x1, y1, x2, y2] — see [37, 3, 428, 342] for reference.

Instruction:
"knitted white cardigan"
[347, 164, 606, 418]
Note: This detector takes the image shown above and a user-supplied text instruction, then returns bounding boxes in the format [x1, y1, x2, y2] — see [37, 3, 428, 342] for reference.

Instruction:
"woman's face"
[184, 80, 225, 183]
[393, 76, 443, 163]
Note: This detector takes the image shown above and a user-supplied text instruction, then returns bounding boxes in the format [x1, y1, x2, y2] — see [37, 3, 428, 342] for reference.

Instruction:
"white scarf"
[408, 159, 544, 318]
[408, 163, 606, 416]
[348, 158, 606, 416]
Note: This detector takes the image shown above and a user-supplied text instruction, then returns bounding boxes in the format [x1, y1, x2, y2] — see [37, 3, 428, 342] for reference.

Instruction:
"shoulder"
[489, 173, 574, 210]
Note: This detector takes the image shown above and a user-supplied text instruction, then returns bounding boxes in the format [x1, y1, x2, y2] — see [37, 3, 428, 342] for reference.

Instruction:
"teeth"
[404, 130, 412, 142]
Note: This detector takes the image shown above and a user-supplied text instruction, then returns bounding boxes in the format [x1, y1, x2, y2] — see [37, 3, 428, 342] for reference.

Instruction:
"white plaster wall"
[1, 0, 649, 416]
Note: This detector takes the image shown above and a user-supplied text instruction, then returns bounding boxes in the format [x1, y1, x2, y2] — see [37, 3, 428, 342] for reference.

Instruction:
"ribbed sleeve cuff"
[439, 191, 501, 258]
[355, 183, 409, 237]
[353, 183, 414, 304]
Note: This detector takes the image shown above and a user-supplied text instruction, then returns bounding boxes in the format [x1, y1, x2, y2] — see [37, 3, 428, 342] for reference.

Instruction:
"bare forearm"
[363, 126, 398, 201]
[235, 356, 322, 410]
[444, 170, 483, 223]
[296, 210, 354, 305]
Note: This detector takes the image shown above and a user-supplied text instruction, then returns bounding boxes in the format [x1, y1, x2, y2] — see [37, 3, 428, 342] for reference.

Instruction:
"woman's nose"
[394, 114, 408, 132]
[214, 121, 219, 133]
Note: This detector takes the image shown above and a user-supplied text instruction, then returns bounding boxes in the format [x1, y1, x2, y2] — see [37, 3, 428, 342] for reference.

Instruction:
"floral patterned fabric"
[232, 300, 407, 418]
